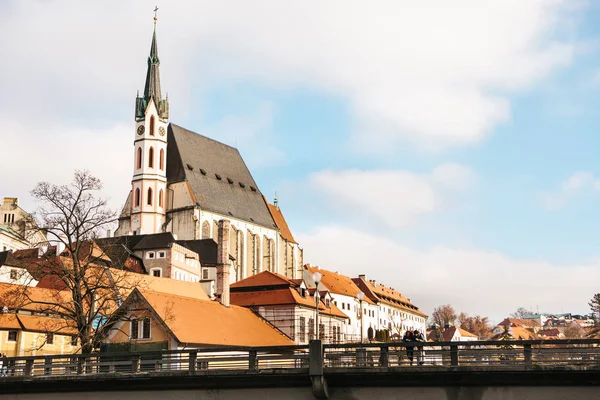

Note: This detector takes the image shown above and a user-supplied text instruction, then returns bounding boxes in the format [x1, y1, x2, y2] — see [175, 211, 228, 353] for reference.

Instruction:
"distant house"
[0, 197, 46, 252]
[0, 283, 78, 357]
[107, 288, 294, 351]
[230, 271, 347, 344]
[493, 318, 540, 335]
[427, 326, 478, 342]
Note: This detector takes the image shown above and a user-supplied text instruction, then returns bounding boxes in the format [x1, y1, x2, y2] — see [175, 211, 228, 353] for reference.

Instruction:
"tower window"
[159, 148, 164, 170]
[150, 116, 155, 136]
[158, 189, 163, 207]
[136, 147, 142, 169]
[135, 188, 141, 207]
[148, 147, 154, 168]
[147, 187, 153, 205]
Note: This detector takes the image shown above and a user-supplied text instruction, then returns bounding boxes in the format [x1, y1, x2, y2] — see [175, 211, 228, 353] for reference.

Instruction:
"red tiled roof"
[135, 289, 295, 347]
[305, 265, 375, 304]
[230, 270, 294, 288]
[266, 203, 297, 244]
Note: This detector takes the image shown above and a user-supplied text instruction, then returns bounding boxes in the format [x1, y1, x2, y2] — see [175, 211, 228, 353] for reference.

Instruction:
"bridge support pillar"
[309, 340, 329, 399]
[524, 344, 532, 367]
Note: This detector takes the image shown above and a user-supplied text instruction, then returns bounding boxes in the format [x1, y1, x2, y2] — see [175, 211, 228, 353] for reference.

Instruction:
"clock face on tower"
[159, 126, 166, 136]
[137, 125, 145, 135]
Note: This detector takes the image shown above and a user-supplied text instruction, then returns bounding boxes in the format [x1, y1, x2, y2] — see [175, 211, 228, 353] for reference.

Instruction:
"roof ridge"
[170, 123, 239, 152]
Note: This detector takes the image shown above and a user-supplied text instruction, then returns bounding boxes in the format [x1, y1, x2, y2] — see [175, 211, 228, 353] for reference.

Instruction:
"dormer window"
[325, 298, 331, 308]
[301, 288, 306, 297]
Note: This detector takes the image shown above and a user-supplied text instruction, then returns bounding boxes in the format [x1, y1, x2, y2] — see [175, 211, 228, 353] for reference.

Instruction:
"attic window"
[250, 186, 257, 192]
[226, 178, 233, 184]
[239, 182, 245, 188]
[228, 211, 233, 216]
[250, 217, 254, 222]
[215, 174, 222, 180]
[200, 168, 207, 175]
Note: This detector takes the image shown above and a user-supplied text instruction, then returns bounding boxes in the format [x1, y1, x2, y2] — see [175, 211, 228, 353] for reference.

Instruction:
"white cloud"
[308, 164, 473, 228]
[0, 0, 582, 152]
[299, 225, 600, 322]
[540, 171, 600, 210]
[0, 117, 132, 213]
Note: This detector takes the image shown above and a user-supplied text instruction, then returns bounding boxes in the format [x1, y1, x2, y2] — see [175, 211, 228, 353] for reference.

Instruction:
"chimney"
[216, 219, 231, 307]
[358, 274, 366, 280]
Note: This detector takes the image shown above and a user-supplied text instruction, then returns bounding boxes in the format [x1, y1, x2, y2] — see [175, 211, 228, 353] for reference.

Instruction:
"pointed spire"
[144, 22, 162, 106]
[136, 7, 169, 121]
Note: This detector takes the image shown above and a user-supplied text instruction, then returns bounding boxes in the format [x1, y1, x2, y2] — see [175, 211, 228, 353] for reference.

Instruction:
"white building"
[0, 198, 46, 252]
[115, 18, 302, 282]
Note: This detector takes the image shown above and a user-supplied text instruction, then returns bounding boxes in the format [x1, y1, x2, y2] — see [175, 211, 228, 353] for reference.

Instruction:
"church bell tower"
[129, 10, 170, 235]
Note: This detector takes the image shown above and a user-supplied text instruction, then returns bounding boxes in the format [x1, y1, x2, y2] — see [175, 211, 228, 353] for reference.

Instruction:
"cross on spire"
[153, 6, 159, 24]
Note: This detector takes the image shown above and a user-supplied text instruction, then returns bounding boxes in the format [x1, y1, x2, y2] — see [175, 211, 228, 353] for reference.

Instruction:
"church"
[114, 18, 303, 282]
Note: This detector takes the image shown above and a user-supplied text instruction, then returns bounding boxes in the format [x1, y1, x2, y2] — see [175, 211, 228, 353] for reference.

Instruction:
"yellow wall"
[0, 329, 78, 357]
[109, 306, 173, 349]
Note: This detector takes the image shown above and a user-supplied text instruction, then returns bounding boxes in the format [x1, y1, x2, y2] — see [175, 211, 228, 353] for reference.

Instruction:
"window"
[159, 149, 164, 170]
[308, 318, 315, 340]
[146, 251, 155, 259]
[301, 288, 306, 297]
[151, 268, 161, 277]
[135, 188, 141, 207]
[202, 269, 209, 280]
[325, 299, 331, 308]
[319, 324, 325, 340]
[71, 335, 78, 346]
[136, 147, 142, 169]
[131, 318, 151, 340]
[150, 115, 155, 136]
[46, 333, 54, 345]
[158, 189, 163, 207]
[10, 269, 17, 280]
[147, 187, 153, 205]
[7, 331, 17, 342]
[148, 147, 154, 168]
[157, 251, 166, 258]
[299, 316, 306, 343]
[342, 303, 345, 310]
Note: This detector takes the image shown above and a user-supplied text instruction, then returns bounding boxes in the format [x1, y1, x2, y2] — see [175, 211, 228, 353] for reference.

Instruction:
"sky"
[2, 0, 600, 323]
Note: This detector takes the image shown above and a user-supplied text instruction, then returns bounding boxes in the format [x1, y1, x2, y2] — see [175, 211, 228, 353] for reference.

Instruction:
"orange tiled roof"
[266, 203, 297, 244]
[135, 289, 294, 347]
[17, 314, 77, 335]
[0, 282, 70, 311]
[352, 277, 426, 317]
[231, 288, 347, 319]
[305, 265, 375, 305]
[0, 314, 21, 330]
[498, 318, 540, 328]
[230, 270, 294, 288]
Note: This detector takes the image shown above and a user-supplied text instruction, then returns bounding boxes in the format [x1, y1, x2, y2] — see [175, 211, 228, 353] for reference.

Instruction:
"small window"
[46, 333, 54, 345]
[131, 319, 139, 339]
[150, 116, 155, 136]
[10, 269, 18, 280]
[142, 318, 151, 339]
[157, 251, 166, 258]
[147, 187, 153, 205]
[227, 177, 233, 184]
[7, 331, 17, 342]
[147, 252, 155, 259]
[151, 268, 161, 277]
[187, 163, 194, 171]
[71, 335, 78, 346]
[136, 147, 142, 169]
[158, 189, 163, 207]
[148, 147, 154, 168]
[239, 182, 245, 188]
[159, 148, 164, 170]
[215, 174, 222, 180]
[250, 186, 257, 192]
[301, 288, 306, 297]
[202, 269, 209, 280]
[199, 168, 207, 175]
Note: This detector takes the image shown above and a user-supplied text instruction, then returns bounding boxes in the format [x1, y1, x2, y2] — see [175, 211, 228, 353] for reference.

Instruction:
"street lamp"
[313, 272, 322, 341]
[357, 291, 365, 343]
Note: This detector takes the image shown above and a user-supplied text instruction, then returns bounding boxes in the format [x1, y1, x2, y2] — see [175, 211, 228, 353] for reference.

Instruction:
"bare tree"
[589, 294, 600, 323]
[510, 307, 533, 318]
[9, 171, 141, 353]
[458, 312, 492, 339]
[431, 304, 457, 327]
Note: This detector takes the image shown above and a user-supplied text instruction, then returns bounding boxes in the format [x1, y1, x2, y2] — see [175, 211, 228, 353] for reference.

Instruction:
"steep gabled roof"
[167, 124, 276, 229]
[266, 203, 297, 244]
[231, 270, 294, 289]
[176, 239, 218, 265]
[304, 265, 375, 304]
[132, 289, 294, 347]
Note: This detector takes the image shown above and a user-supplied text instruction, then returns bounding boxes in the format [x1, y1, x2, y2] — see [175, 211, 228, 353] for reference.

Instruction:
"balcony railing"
[1, 339, 600, 379]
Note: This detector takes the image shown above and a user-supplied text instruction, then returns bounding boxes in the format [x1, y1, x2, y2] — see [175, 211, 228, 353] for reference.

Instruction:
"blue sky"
[2, 0, 600, 321]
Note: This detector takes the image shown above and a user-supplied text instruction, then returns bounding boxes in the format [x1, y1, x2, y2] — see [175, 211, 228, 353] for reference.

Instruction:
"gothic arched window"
[159, 148, 164, 170]
[136, 147, 142, 170]
[150, 116, 155, 136]
[147, 187, 153, 206]
[134, 188, 140, 207]
[148, 147, 154, 168]
[158, 189, 163, 207]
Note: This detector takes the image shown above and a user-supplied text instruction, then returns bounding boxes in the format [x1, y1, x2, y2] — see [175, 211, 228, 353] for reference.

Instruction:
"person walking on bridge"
[403, 330, 415, 366]
[1, 353, 7, 377]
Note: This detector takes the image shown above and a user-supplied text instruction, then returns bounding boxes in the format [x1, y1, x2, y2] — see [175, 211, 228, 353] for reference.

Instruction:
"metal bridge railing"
[2, 339, 600, 379]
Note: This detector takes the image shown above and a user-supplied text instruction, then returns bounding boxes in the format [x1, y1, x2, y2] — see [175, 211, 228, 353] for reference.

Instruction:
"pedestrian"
[414, 330, 425, 365]
[1, 353, 7, 377]
[403, 330, 415, 366]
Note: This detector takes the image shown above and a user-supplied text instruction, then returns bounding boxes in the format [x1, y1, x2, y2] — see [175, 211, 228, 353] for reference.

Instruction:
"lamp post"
[357, 291, 364, 344]
[313, 272, 322, 341]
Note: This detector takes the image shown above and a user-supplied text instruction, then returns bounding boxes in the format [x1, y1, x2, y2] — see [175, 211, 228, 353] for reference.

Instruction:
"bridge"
[2, 339, 600, 399]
